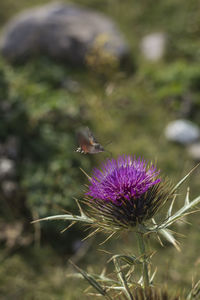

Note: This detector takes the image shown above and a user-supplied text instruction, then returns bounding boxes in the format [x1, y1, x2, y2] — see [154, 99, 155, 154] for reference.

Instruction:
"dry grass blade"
[60, 221, 76, 234]
[150, 267, 157, 285]
[185, 187, 190, 206]
[164, 194, 200, 228]
[74, 197, 86, 216]
[159, 228, 181, 251]
[69, 260, 112, 300]
[99, 232, 116, 245]
[187, 280, 200, 300]
[167, 195, 177, 218]
[80, 167, 92, 180]
[114, 258, 134, 300]
[171, 163, 200, 194]
[82, 228, 100, 241]
[108, 254, 142, 266]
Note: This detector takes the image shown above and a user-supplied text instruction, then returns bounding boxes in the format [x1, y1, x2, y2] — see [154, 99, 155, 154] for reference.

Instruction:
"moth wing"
[77, 129, 91, 146]
[85, 127, 105, 152]
[85, 127, 98, 144]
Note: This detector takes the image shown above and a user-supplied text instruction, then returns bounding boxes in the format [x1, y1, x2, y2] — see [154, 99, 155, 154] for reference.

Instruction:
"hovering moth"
[75, 127, 105, 154]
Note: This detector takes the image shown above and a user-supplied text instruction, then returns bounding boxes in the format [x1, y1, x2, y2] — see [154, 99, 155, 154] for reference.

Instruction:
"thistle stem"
[136, 232, 149, 288]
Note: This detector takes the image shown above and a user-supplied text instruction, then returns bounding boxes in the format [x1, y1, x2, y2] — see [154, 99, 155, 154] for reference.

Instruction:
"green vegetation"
[0, 0, 200, 299]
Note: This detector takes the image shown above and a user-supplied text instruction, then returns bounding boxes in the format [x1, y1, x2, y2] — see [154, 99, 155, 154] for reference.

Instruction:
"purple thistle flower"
[84, 156, 172, 231]
[87, 156, 161, 205]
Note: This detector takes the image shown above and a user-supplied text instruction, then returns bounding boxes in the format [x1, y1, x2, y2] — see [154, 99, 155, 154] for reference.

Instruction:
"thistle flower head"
[87, 156, 160, 205]
[84, 155, 172, 231]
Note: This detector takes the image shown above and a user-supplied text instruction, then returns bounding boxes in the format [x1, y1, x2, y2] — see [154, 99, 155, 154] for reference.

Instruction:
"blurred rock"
[105, 82, 115, 96]
[165, 119, 200, 144]
[0, 158, 15, 179]
[0, 3, 129, 65]
[140, 32, 167, 61]
[0, 221, 32, 248]
[187, 143, 200, 161]
[1, 180, 18, 198]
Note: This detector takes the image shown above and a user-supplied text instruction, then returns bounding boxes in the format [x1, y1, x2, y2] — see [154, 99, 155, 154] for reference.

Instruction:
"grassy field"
[0, 0, 200, 299]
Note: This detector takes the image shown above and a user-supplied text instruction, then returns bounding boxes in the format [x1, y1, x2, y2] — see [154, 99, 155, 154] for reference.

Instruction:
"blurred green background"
[0, 0, 200, 299]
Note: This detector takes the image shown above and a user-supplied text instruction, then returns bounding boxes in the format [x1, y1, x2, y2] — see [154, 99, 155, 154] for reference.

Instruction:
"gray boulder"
[165, 119, 200, 145]
[0, 158, 15, 179]
[140, 32, 167, 61]
[187, 143, 200, 161]
[0, 3, 129, 65]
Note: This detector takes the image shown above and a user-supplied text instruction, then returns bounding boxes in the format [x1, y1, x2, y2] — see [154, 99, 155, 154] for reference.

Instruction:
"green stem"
[136, 232, 149, 288]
